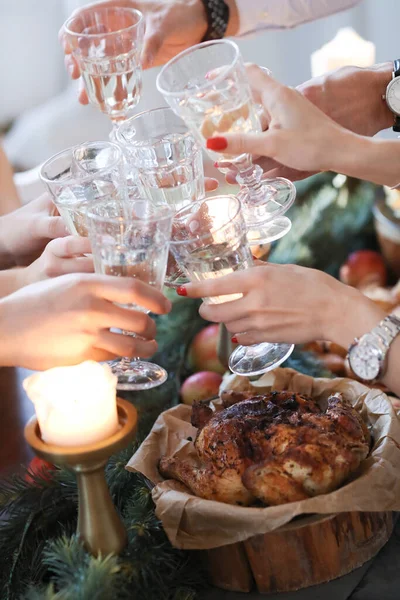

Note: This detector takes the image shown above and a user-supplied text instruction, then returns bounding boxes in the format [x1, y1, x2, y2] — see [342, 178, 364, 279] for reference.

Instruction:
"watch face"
[349, 336, 382, 381]
[386, 78, 400, 115]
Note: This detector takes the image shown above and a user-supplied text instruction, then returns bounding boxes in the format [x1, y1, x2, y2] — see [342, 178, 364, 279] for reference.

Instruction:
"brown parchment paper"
[127, 368, 400, 550]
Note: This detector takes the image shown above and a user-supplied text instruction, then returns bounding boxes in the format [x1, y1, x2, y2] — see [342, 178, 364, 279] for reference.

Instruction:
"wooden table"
[0, 366, 34, 477]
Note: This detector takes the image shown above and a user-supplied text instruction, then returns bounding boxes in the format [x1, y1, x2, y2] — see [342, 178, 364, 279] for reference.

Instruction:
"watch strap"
[391, 60, 400, 131]
[200, 0, 230, 41]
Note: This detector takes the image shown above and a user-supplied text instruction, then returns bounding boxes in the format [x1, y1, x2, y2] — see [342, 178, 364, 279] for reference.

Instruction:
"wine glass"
[64, 6, 145, 134]
[86, 198, 174, 391]
[170, 195, 294, 375]
[40, 141, 128, 237]
[116, 107, 205, 287]
[156, 39, 296, 246]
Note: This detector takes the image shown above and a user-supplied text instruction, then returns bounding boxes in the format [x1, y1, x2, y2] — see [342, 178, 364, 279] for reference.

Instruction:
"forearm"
[328, 131, 400, 188]
[234, 0, 360, 37]
[326, 287, 400, 396]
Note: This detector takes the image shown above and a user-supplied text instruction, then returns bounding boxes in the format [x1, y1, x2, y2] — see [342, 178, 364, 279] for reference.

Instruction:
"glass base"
[109, 358, 168, 391]
[240, 177, 296, 245]
[247, 216, 292, 246]
[228, 342, 295, 377]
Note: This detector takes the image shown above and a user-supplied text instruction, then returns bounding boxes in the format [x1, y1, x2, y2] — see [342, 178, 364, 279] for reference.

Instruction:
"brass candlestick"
[24, 398, 137, 556]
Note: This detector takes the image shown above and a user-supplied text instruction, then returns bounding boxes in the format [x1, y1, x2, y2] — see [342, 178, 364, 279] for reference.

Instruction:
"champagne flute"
[116, 107, 205, 287]
[40, 141, 128, 237]
[156, 39, 296, 247]
[170, 195, 294, 375]
[86, 198, 174, 391]
[64, 6, 145, 133]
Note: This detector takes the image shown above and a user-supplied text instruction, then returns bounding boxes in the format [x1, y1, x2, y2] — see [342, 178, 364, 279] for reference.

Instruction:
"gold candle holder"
[24, 398, 137, 556]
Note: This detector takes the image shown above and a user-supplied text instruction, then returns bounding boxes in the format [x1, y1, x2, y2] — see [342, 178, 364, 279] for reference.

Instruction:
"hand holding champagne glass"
[86, 198, 174, 390]
[170, 195, 294, 375]
[156, 40, 296, 246]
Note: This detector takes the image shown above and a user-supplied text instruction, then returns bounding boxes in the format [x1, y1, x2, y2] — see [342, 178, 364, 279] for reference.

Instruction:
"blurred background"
[0, 0, 397, 177]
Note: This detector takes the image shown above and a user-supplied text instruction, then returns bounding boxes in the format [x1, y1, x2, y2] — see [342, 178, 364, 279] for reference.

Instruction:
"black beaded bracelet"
[200, 0, 230, 41]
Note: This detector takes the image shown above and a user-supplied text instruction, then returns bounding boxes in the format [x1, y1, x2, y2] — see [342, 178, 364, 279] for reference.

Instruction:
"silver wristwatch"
[348, 314, 400, 381]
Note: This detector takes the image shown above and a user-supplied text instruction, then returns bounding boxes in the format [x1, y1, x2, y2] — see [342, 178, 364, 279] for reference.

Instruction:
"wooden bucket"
[205, 511, 393, 594]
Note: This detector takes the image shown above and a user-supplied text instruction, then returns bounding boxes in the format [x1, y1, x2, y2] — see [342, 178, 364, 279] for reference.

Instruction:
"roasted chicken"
[159, 390, 370, 506]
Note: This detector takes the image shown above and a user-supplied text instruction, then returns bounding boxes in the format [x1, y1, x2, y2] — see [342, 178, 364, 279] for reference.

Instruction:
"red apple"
[188, 324, 225, 374]
[25, 456, 55, 484]
[339, 250, 387, 289]
[180, 371, 223, 405]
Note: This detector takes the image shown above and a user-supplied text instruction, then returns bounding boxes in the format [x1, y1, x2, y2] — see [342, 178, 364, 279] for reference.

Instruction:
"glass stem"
[236, 162, 268, 205]
[121, 330, 139, 366]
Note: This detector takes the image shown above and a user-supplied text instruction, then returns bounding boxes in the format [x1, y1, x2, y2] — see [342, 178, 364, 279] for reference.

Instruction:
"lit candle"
[23, 361, 119, 447]
[311, 28, 376, 78]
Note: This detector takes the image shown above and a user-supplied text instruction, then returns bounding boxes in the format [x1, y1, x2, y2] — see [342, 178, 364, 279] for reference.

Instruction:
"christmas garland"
[0, 174, 379, 600]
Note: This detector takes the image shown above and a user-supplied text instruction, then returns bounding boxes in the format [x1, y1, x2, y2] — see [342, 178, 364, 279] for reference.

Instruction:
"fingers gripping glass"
[156, 40, 296, 246]
[170, 195, 294, 375]
[86, 199, 174, 391]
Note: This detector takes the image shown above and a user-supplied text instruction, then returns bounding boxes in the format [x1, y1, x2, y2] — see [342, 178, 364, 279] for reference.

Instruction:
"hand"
[61, 0, 212, 105]
[299, 63, 393, 138]
[221, 63, 394, 183]
[177, 263, 385, 349]
[0, 273, 171, 370]
[0, 193, 67, 269]
[21, 236, 94, 288]
[208, 66, 353, 179]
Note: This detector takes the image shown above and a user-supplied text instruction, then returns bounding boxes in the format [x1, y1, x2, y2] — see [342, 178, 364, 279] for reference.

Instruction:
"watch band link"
[374, 315, 400, 350]
[200, 0, 230, 41]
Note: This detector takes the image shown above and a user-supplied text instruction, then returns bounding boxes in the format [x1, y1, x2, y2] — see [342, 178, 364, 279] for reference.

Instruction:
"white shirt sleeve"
[236, 0, 362, 37]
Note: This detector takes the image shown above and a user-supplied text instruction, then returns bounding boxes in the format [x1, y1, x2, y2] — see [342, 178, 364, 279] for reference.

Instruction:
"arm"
[235, 0, 361, 37]
[176, 265, 400, 397]
[208, 66, 400, 190]
[330, 133, 400, 189]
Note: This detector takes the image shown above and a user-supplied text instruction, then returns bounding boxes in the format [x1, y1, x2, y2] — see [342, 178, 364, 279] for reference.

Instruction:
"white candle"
[23, 361, 119, 447]
[311, 28, 376, 78]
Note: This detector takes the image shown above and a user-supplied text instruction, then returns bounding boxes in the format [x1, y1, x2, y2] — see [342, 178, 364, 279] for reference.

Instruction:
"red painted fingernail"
[207, 137, 228, 151]
[176, 286, 187, 296]
[213, 161, 219, 168]
[231, 336, 238, 344]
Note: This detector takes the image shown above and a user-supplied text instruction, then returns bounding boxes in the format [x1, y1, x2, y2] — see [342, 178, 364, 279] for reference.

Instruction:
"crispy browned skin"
[160, 391, 370, 506]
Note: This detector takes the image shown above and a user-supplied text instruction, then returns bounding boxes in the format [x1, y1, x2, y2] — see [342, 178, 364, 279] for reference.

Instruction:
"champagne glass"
[40, 141, 128, 237]
[64, 6, 144, 133]
[170, 195, 294, 375]
[156, 39, 296, 246]
[86, 198, 174, 391]
[116, 107, 205, 287]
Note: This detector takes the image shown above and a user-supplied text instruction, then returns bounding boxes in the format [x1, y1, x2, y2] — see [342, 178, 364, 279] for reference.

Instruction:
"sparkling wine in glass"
[116, 107, 206, 287]
[170, 195, 294, 375]
[64, 7, 145, 131]
[156, 40, 296, 246]
[86, 198, 174, 391]
[40, 141, 128, 237]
